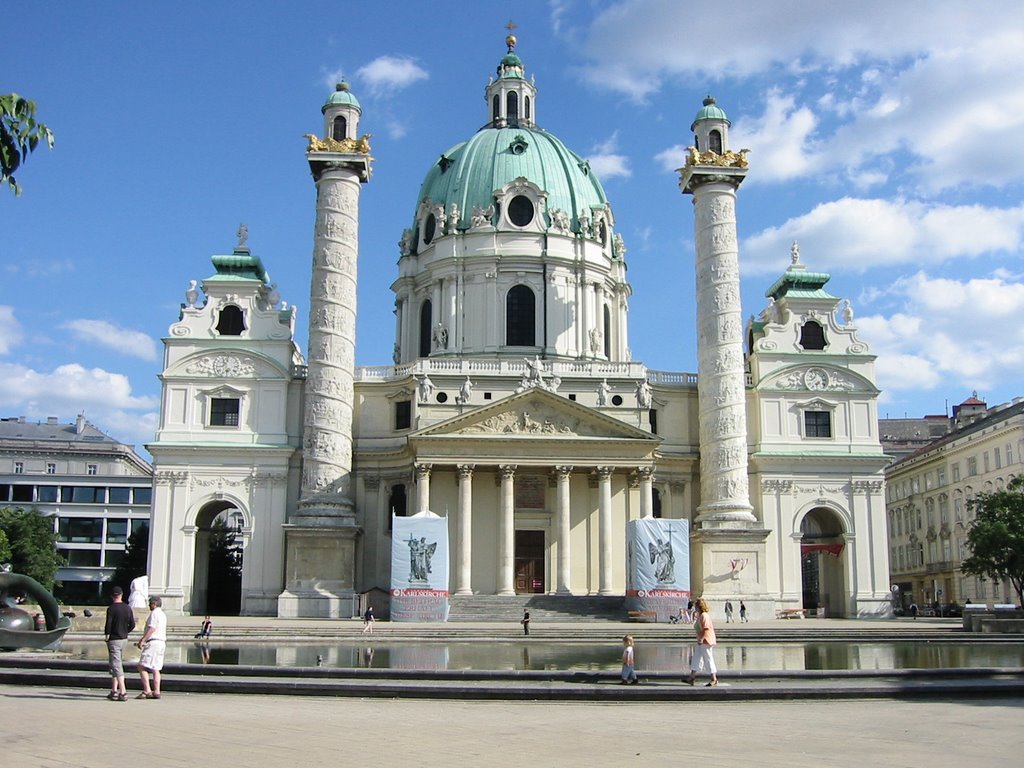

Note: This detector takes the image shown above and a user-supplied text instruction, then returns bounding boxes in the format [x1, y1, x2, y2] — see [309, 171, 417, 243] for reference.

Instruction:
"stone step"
[447, 595, 627, 622]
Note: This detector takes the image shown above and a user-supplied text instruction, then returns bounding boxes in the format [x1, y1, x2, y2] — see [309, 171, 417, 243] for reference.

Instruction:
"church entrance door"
[192, 502, 243, 616]
[514, 530, 545, 593]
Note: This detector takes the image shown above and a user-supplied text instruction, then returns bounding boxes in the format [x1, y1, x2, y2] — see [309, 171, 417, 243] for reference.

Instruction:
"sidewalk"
[3, 683, 1021, 768]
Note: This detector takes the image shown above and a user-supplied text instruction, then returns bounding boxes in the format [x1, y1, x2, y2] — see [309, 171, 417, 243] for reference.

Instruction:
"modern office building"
[0, 415, 153, 602]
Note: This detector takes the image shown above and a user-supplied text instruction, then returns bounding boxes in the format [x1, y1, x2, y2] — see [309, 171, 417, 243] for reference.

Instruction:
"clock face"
[804, 368, 828, 390]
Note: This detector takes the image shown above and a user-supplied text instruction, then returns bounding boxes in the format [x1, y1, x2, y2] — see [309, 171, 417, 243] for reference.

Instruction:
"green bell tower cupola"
[485, 22, 537, 129]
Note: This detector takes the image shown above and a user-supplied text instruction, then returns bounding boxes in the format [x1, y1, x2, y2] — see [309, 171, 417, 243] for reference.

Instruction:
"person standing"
[135, 596, 167, 699]
[361, 605, 375, 634]
[620, 635, 639, 684]
[103, 586, 135, 701]
[724, 599, 734, 623]
[739, 600, 748, 623]
[684, 597, 719, 687]
[521, 609, 531, 636]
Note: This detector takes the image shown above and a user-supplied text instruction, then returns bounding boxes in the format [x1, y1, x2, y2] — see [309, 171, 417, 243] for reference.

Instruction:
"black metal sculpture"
[0, 566, 72, 651]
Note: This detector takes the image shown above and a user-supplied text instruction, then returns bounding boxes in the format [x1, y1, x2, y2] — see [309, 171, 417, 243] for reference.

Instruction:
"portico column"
[455, 464, 474, 595]
[415, 463, 432, 513]
[596, 466, 614, 595]
[638, 467, 655, 519]
[554, 466, 573, 594]
[497, 465, 516, 595]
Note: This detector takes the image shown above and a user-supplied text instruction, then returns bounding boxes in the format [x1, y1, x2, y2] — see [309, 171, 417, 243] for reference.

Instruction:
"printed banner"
[390, 512, 449, 621]
[625, 518, 690, 622]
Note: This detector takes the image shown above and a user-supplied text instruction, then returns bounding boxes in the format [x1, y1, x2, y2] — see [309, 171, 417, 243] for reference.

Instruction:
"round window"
[611, 395, 623, 407]
[508, 195, 534, 227]
[436, 392, 448, 403]
[423, 214, 437, 244]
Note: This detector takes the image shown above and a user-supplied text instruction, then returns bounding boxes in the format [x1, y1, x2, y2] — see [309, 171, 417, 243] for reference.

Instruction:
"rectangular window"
[103, 549, 126, 568]
[983, 452, 990, 473]
[106, 519, 129, 544]
[87, 464, 98, 476]
[12, 484, 33, 503]
[937, 468, 946, 486]
[210, 397, 240, 426]
[967, 457, 977, 476]
[108, 487, 131, 504]
[804, 411, 832, 438]
[59, 548, 101, 567]
[46, 462, 56, 474]
[133, 487, 152, 505]
[58, 517, 103, 543]
[131, 519, 150, 537]
[37, 485, 58, 503]
[0, 485, 9, 502]
[394, 400, 411, 430]
[994, 447, 1001, 469]
[60, 486, 105, 504]
[13, 462, 23, 474]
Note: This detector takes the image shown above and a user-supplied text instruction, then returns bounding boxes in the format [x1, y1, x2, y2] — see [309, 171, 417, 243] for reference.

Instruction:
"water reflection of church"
[146, 33, 891, 619]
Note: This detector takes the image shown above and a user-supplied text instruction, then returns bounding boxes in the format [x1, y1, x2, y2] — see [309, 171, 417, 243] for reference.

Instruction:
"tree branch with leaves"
[961, 476, 1024, 607]
[1, 93, 54, 196]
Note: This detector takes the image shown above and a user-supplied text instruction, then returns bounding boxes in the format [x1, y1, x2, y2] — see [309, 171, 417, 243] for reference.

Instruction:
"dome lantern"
[322, 81, 362, 142]
[691, 94, 731, 154]
[485, 22, 536, 129]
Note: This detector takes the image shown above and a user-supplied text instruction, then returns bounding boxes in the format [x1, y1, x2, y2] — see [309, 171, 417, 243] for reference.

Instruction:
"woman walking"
[684, 597, 719, 687]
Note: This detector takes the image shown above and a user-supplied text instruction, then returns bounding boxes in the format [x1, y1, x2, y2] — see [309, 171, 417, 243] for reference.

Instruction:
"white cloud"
[0, 306, 22, 355]
[356, 55, 428, 97]
[729, 89, 818, 183]
[855, 272, 1024, 398]
[60, 319, 158, 361]
[588, 132, 631, 179]
[742, 198, 1024, 274]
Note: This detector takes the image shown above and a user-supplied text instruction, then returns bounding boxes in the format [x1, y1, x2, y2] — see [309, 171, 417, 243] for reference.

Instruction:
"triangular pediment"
[411, 388, 657, 441]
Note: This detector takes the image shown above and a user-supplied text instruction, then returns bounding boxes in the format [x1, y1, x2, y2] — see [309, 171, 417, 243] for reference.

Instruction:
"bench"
[628, 610, 657, 622]
[776, 608, 805, 619]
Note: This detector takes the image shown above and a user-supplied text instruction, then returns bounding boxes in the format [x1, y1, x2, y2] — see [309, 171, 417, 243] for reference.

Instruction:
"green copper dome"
[322, 82, 361, 114]
[414, 126, 608, 233]
[691, 95, 729, 130]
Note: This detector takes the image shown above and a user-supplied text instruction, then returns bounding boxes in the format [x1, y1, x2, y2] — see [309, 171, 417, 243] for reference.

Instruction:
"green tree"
[0, 507, 65, 589]
[1, 93, 54, 196]
[962, 476, 1024, 607]
[205, 519, 241, 615]
[0, 527, 11, 563]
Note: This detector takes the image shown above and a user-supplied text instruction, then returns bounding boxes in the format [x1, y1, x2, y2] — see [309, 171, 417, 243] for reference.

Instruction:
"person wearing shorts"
[136, 596, 167, 699]
[104, 585, 135, 701]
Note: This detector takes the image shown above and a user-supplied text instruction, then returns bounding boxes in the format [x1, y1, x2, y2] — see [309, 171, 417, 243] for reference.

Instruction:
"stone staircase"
[447, 594, 627, 622]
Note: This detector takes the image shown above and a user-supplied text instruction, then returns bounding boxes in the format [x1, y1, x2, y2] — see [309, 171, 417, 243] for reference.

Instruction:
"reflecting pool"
[57, 640, 1024, 672]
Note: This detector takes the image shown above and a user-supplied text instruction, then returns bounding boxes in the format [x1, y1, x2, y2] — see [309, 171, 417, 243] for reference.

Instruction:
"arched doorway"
[799, 507, 846, 617]
[192, 501, 244, 616]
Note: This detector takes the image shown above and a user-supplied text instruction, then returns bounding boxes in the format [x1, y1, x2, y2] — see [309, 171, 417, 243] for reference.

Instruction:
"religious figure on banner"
[648, 538, 675, 584]
[407, 536, 437, 583]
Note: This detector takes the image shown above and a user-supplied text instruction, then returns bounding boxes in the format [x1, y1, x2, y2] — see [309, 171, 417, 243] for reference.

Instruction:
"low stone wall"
[965, 608, 1024, 633]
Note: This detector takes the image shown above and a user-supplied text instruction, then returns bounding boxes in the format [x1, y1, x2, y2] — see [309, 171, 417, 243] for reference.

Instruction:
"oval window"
[508, 195, 534, 227]
[436, 392, 449, 403]
[423, 214, 437, 244]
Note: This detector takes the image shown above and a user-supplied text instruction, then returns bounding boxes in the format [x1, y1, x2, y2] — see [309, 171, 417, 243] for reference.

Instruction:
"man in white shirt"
[135, 596, 167, 699]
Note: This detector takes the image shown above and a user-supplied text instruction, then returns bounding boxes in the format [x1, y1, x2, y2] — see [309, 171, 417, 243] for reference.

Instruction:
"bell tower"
[278, 82, 372, 618]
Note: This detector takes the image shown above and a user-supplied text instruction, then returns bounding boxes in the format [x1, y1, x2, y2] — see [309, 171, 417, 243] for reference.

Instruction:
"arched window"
[505, 285, 535, 347]
[216, 305, 245, 336]
[492, 94, 500, 123]
[709, 129, 723, 154]
[332, 115, 347, 141]
[603, 305, 611, 358]
[799, 320, 826, 350]
[506, 91, 519, 124]
[419, 300, 432, 357]
[524, 95, 531, 121]
[388, 483, 407, 530]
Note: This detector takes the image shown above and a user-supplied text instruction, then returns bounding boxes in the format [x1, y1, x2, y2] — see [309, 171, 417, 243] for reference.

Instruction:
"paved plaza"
[3, 683, 1022, 767]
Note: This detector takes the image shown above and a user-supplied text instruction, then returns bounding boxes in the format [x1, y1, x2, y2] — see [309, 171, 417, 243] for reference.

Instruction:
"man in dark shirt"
[104, 585, 135, 701]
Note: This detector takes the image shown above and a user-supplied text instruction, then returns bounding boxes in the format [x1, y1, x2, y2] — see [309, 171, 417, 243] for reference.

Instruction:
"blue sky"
[4, 0, 1024, 452]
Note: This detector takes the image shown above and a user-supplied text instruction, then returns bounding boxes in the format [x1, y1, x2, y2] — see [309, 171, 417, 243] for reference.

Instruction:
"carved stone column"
[497, 465, 516, 595]
[455, 464, 474, 595]
[554, 466, 573, 594]
[679, 157, 754, 525]
[638, 466, 655, 519]
[596, 466, 614, 596]
[415, 463, 432, 514]
[280, 136, 371, 619]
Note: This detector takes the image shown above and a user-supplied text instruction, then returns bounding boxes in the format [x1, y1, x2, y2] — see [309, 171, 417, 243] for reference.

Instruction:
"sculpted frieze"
[186, 355, 255, 377]
[775, 367, 856, 392]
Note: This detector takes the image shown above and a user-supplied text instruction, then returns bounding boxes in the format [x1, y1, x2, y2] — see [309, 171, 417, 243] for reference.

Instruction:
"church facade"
[147, 36, 891, 619]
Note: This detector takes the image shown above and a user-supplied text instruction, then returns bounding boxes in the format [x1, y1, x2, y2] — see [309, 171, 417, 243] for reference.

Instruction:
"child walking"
[620, 634, 639, 684]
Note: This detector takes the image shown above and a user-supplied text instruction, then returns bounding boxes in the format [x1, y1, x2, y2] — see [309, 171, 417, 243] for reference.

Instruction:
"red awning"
[801, 543, 844, 557]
